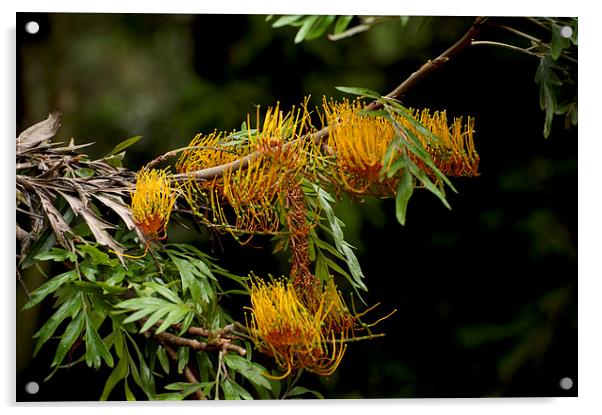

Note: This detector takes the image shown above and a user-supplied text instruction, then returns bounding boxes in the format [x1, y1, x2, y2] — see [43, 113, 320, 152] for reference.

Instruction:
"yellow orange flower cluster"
[322, 98, 398, 195]
[130, 168, 176, 240]
[176, 102, 318, 238]
[246, 277, 352, 378]
[321, 98, 479, 196]
[403, 108, 479, 178]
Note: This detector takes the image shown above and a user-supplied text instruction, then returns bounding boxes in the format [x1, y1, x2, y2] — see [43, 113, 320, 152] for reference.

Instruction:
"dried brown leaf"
[16, 110, 62, 153]
[34, 189, 71, 248]
[58, 191, 124, 257]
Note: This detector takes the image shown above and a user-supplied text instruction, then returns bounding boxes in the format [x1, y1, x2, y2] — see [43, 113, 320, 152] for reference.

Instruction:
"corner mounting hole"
[25, 21, 40, 35]
[25, 381, 40, 395]
[560, 26, 573, 39]
[559, 377, 573, 390]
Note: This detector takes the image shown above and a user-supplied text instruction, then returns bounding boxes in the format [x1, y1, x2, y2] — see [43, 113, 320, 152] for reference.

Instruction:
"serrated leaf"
[334, 15, 354, 34]
[335, 86, 381, 99]
[23, 270, 77, 310]
[51, 310, 85, 367]
[33, 294, 82, 356]
[395, 167, 414, 226]
[286, 386, 324, 399]
[224, 354, 272, 390]
[106, 135, 142, 157]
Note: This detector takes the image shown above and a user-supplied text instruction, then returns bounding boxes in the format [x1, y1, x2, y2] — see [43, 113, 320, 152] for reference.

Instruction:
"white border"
[3, 1, 599, 414]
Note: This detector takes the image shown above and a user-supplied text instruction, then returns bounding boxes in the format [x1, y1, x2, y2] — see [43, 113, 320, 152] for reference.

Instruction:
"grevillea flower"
[322, 98, 479, 195]
[130, 168, 176, 240]
[403, 108, 479, 178]
[246, 278, 346, 378]
[175, 130, 246, 174]
[218, 157, 295, 235]
[322, 98, 398, 195]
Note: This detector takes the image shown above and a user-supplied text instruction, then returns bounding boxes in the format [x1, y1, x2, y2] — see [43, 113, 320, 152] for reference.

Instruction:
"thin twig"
[16, 268, 31, 300]
[158, 340, 206, 400]
[367, 16, 487, 110]
[471, 40, 541, 58]
[169, 17, 486, 183]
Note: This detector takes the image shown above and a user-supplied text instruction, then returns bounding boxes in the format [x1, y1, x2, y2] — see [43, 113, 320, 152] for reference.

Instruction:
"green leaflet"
[106, 135, 142, 157]
[335, 85, 381, 99]
[33, 294, 82, 356]
[23, 270, 77, 310]
[286, 385, 324, 399]
[395, 166, 414, 226]
[224, 354, 272, 390]
[100, 354, 129, 400]
[51, 310, 86, 367]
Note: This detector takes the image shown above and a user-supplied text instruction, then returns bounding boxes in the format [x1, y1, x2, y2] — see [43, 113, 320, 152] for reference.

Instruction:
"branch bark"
[170, 17, 485, 182]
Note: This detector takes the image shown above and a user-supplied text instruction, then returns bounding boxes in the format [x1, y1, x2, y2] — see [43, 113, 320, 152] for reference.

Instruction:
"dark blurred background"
[16, 13, 577, 400]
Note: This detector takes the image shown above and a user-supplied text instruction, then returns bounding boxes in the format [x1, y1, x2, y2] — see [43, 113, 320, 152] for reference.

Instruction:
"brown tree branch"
[158, 340, 206, 400]
[169, 17, 485, 183]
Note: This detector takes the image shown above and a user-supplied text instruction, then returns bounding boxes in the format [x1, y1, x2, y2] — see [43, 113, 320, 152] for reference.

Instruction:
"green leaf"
[157, 346, 170, 374]
[295, 16, 319, 43]
[408, 160, 451, 210]
[177, 346, 189, 374]
[33, 294, 82, 356]
[272, 15, 303, 28]
[85, 314, 114, 368]
[335, 86, 381, 99]
[23, 270, 77, 310]
[334, 15, 354, 34]
[143, 281, 184, 304]
[104, 151, 125, 168]
[224, 354, 272, 390]
[171, 256, 206, 304]
[228, 379, 253, 400]
[550, 24, 571, 60]
[74, 168, 94, 178]
[106, 135, 142, 157]
[395, 167, 414, 226]
[399, 16, 410, 27]
[305, 16, 336, 41]
[286, 386, 324, 399]
[51, 310, 86, 367]
[34, 247, 76, 262]
[124, 379, 136, 401]
[100, 356, 129, 400]
[221, 378, 240, 400]
[78, 244, 111, 265]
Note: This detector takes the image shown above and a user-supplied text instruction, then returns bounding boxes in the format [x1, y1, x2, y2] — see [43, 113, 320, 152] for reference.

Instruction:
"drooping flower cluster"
[130, 168, 176, 240]
[175, 102, 318, 238]
[403, 108, 479, 178]
[246, 277, 351, 378]
[321, 98, 479, 196]
[322, 98, 398, 195]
